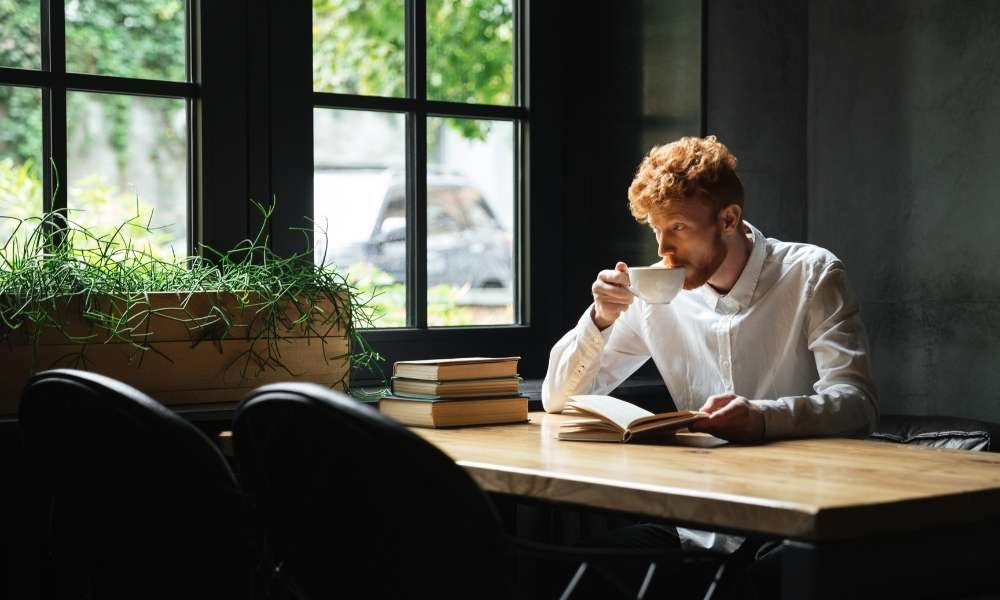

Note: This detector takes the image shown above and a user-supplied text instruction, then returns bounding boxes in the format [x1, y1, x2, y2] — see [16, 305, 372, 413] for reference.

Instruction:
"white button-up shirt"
[541, 222, 879, 551]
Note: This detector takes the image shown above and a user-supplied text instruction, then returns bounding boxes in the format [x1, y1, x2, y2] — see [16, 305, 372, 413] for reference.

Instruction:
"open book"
[559, 395, 708, 442]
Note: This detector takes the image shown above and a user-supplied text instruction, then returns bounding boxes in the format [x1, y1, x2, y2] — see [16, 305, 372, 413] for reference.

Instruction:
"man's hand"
[591, 262, 633, 330]
[689, 393, 765, 442]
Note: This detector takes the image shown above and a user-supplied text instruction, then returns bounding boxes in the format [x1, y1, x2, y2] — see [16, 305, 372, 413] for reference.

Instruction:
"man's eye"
[672, 223, 685, 231]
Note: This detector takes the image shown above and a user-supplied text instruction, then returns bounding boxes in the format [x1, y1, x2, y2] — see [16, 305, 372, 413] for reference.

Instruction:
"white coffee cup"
[626, 266, 686, 304]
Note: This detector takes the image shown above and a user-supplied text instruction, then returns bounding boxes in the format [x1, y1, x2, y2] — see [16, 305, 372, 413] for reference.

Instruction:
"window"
[1, 0, 539, 379]
[311, 0, 525, 329]
[0, 1, 195, 257]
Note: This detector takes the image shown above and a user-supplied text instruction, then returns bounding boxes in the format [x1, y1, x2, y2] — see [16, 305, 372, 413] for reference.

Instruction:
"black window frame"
[0, 0, 201, 256]
[310, 0, 529, 334]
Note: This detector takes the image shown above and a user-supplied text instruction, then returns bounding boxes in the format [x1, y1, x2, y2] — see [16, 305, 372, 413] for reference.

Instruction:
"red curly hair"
[627, 135, 744, 223]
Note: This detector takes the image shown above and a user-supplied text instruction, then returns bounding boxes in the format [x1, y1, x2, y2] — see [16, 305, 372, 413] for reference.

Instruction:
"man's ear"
[717, 204, 742, 234]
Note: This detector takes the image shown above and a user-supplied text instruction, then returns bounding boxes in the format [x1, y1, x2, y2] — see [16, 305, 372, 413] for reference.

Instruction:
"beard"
[672, 233, 728, 290]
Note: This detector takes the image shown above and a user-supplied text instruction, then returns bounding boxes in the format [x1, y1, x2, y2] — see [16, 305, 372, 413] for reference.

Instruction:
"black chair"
[232, 382, 727, 600]
[17, 369, 256, 600]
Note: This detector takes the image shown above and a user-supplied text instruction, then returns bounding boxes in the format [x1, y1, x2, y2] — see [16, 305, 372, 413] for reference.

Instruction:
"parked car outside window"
[314, 169, 513, 291]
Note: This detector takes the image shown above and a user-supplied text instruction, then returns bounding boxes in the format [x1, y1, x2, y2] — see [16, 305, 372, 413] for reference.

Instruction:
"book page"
[566, 395, 654, 430]
[561, 418, 620, 432]
[629, 413, 707, 435]
[630, 410, 708, 429]
[558, 428, 626, 442]
[395, 356, 520, 365]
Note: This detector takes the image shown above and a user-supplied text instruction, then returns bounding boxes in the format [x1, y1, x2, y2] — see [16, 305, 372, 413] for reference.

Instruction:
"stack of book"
[379, 356, 528, 427]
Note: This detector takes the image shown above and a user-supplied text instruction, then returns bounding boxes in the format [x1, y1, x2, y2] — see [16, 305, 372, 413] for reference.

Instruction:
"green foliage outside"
[64, 0, 186, 81]
[0, 0, 41, 72]
[1, 0, 513, 193]
[346, 261, 513, 327]
[313, 0, 513, 143]
[0, 1, 186, 178]
[0, 160, 175, 260]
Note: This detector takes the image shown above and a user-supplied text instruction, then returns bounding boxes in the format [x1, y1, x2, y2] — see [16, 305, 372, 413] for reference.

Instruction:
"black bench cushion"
[870, 414, 1000, 452]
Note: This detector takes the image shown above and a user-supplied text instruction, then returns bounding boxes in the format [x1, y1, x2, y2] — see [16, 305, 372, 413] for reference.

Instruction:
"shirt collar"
[697, 221, 766, 312]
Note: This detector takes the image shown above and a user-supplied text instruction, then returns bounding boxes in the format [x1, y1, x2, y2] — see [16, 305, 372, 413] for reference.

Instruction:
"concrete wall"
[808, 0, 1000, 420]
[706, 0, 808, 243]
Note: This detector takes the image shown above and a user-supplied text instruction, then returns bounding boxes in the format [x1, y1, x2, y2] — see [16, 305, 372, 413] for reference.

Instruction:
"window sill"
[359, 324, 531, 343]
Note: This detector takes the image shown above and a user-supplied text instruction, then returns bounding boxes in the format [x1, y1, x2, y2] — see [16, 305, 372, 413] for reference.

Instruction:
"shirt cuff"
[751, 399, 795, 440]
[576, 304, 615, 348]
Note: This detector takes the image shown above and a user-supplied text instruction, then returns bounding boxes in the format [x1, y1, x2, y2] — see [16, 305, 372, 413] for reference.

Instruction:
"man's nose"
[658, 239, 676, 257]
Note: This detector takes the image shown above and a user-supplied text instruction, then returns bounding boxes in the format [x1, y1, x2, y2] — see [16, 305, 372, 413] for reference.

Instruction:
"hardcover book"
[391, 376, 520, 397]
[392, 357, 520, 381]
[379, 393, 528, 428]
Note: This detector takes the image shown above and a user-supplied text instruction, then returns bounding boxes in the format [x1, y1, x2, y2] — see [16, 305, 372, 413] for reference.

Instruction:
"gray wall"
[808, 0, 1000, 420]
[707, 0, 808, 244]
[707, 1, 1000, 421]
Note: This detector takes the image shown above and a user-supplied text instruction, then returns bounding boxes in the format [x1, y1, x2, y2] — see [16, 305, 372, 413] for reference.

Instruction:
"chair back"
[18, 368, 253, 599]
[233, 382, 511, 599]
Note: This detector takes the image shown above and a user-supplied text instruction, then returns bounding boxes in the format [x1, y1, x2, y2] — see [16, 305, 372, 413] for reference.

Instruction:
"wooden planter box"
[0, 292, 350, 416]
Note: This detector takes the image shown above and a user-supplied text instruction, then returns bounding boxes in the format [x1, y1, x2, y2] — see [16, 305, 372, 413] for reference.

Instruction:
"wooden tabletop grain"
[413, 412, 1000, 541]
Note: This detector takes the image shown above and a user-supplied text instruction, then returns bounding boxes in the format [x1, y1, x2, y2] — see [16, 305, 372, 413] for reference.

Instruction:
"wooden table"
[414, 412, 1000, 598]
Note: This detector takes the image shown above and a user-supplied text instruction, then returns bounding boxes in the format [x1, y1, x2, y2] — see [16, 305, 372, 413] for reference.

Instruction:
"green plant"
[0, 158, 177, 260]
[0, 199, 385, 392]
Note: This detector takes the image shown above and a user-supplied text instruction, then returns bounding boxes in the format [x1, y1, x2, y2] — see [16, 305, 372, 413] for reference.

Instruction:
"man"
[542, 135, 878, 563]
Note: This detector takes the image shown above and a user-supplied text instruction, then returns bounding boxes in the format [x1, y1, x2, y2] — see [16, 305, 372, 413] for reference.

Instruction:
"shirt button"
[722, 360, 731, 369]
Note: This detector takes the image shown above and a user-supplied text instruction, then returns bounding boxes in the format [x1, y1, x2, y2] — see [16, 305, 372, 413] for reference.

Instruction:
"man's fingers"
[707, 403, 744, 422]
[593, 279, 633, 295]
[700, 392, 737, 413]
[690, 407, 739, 433]
[593, 282, 634, 303]
[588, 261, 632, 329]
[689, 395, 762, 443]
[598, 269, 630, 287]
[594, 293, 633, 307]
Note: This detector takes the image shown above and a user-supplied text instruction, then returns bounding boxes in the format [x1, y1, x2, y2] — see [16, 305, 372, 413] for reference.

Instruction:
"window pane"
[427, 117, 514, 326]
[314, 108, 406, 328]
[427, 0, 513, 105]
[65, 0, 187, 81]
[0, 1, 42, 70]
[0, 86, 43, 259]
[67, 92, 188, 257]
[313, 0, 405, 97]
